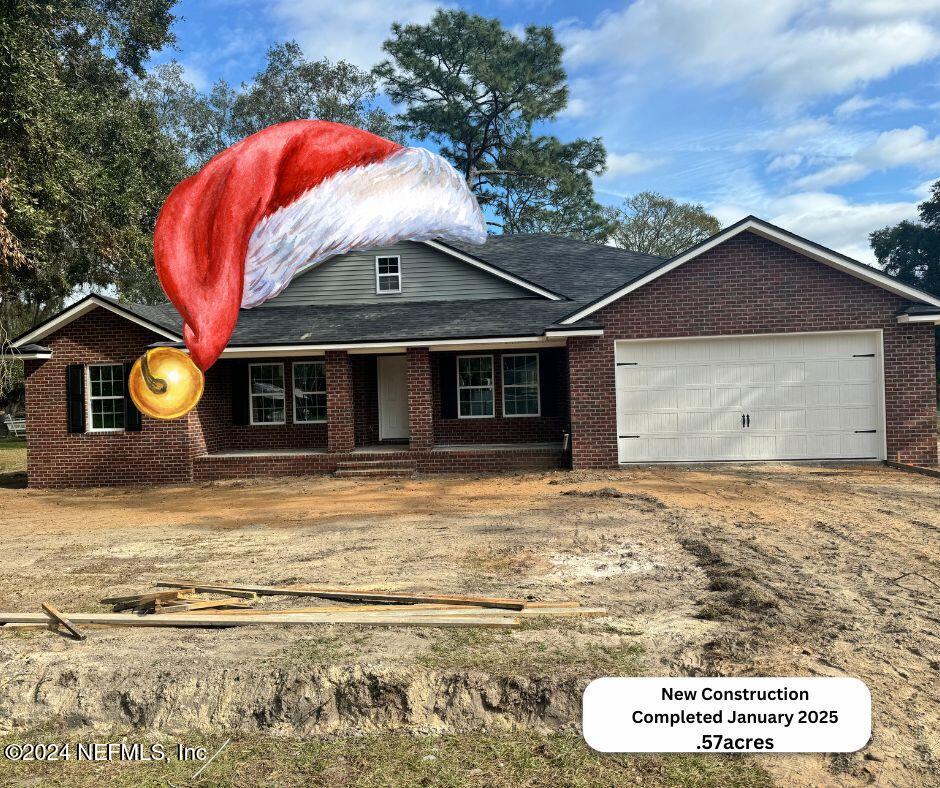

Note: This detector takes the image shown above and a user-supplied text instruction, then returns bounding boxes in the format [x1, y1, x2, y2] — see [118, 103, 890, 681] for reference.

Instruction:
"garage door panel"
[615, 332, 884, 462]
[677, 387, 711, 408]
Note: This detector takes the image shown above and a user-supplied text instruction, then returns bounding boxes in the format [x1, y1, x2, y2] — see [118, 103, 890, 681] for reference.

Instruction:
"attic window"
[375, 255, 401, 294]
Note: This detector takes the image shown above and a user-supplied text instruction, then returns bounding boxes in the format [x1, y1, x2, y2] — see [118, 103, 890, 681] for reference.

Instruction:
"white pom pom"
[242, 147, 487, 308]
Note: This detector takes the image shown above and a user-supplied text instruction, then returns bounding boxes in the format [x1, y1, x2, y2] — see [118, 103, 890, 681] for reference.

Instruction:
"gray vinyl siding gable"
[261, 241, 533, 307]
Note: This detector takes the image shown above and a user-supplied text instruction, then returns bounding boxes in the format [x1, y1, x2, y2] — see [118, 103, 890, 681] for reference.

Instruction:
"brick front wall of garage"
[568, 231, 938, 468]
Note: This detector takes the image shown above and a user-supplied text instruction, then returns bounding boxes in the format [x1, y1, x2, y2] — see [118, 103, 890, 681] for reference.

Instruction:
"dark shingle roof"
[443, 234, 664, 301]
[115, 234, 658, 346]
[135, 298, 595, 346]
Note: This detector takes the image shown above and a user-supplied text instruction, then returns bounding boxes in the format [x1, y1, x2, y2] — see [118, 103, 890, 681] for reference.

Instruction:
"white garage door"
[615, 332, 885, 463]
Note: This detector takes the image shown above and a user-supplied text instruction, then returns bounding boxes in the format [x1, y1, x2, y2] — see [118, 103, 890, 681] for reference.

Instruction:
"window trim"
[248, 362, 286, 426]
[292, 360, 327, 424]
[86, 363, 126, 433]
[456, 354, 495, 419]
[501, 353, 541, 418]
[375, 255, 402, 294]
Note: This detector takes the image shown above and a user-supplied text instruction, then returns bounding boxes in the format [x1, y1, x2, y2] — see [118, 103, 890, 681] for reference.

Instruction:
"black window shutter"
[124, 362, 142, 431]
[231, 362, 250, 425]
[65, 364, 86, 433]
[439, 354, 458, 419]
[539, 349, 566, 418]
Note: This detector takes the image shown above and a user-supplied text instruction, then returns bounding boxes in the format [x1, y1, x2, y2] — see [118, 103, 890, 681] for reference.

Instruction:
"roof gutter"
[897, 313, 940, 324]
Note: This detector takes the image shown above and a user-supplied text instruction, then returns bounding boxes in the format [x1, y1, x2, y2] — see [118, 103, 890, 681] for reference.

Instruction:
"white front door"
[615, 331, 885, 463]
[378, 355, 409, 440]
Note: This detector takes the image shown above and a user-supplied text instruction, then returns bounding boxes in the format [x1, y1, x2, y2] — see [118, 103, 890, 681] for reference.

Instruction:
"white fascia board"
[214, 335, 564, 357]
[897, 313, 940, 324]
[560, 218, 940, 324]
[421, 240, 563, 301]
[0, 351, 52, 360]
[544, 328, 604, 338]
[13, 297, 181, 346]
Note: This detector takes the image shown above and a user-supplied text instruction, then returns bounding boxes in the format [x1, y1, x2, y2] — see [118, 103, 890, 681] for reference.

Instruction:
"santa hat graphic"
[154, 120, 486, 371]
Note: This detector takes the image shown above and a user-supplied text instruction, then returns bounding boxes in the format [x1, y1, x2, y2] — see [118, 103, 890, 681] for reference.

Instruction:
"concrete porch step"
[336, 459, 414, 470]
[334, 458, 415, 478]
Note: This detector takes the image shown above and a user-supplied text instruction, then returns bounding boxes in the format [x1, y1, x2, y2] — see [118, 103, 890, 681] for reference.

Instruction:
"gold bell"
[128, 347, 205, 420]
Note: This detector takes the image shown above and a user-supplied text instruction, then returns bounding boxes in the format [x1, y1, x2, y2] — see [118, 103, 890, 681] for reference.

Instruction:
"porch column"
[407, 347, 433, 451]
[326, 350, 354, 452]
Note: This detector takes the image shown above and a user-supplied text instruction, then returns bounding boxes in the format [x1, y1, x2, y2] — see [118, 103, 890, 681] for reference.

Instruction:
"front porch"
[194, 442, 567, 480]
[191, 345, 571, 477]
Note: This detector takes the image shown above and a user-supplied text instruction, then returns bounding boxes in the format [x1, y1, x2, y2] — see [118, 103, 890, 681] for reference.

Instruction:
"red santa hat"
[154, 120, 486, 371]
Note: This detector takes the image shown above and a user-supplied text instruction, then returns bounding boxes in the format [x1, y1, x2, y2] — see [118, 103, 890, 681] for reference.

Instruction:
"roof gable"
[11, 295, 182, 347]
[262, 240, 549, 306]
[560, 216, 940, 324]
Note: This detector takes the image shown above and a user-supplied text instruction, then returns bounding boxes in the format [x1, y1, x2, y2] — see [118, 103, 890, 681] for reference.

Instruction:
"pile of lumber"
[0, 580, 605, 640]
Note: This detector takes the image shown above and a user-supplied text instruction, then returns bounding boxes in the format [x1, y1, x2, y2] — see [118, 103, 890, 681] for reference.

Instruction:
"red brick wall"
[193, 359, 327, 453]
[23, 310, 196, 487]
[352, 355, 379, 446]
[431, 350, 568, 444]
[569, 231, 938, 468]
[326, 350, 354, 452]
[407, 348, 434, 450]
[193, 446, 562, 480]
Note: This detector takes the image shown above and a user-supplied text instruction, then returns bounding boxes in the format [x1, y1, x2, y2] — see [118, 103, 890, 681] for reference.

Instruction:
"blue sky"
[157, 0, 940, 263]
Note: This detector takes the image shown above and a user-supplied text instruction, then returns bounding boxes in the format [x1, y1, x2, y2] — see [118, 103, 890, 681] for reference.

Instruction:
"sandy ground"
[0, 462, 937, 786]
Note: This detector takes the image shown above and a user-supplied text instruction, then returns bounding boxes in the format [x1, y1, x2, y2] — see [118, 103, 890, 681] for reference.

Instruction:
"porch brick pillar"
[407, 347, 433, 451]
[326, 350, 354, 452]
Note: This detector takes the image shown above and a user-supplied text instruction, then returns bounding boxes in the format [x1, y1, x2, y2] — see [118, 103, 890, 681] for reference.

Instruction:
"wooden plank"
[184, 605, 607, 619]
[156, 599, 252, 614]
[0, 611, 521, 628]
[103, 589, 195, 611]
[157, 581, 526, 610]
[151, 585, 258, 600]
[40, 602, 86, 641]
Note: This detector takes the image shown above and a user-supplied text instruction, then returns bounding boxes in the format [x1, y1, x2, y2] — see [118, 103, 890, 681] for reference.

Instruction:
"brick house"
[6, 216, 939, 488]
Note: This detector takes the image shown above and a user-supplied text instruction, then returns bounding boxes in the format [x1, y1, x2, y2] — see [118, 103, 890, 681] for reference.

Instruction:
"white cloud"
[561, 1, 940, 106]
[795, 125, 940, 188]
[268, 0, 444, 69]
[711, 189, 919, 264]
[768, 192, 918, 262]
[767, 153, 804, 172]
[603, 152, 664, 179]
[794, 161, 868, 189]
[834, 94, 881, 117]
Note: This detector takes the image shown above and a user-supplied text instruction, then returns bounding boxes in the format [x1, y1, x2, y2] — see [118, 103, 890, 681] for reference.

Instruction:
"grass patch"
[0, 437, 26, 472]
[0, 730, 772, 788]
[680, 539, 777, 621]
[418, 622, 644, 678]
[274, 630, 371, 666]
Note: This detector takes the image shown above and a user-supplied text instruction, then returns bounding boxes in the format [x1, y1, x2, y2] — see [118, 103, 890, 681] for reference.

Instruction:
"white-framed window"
[457, 355, 494, 418]
[249, 363, 285, 425]
[375, 255, 401, 294]
[293, 360, 327, 423]
[502, 354, 540, 417]
[87, 363, 126, 432]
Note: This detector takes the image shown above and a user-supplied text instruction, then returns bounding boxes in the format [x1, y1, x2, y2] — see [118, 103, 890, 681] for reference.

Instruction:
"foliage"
[0, 0, 187, 326]
[605, 192, 722, 257]
[870, 179, 940, 296]
[377, 10, 608, 239]
[146, 41, 401, 166]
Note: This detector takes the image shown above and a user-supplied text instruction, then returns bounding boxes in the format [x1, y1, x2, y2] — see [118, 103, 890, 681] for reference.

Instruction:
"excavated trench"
[0, 661, 585, 736]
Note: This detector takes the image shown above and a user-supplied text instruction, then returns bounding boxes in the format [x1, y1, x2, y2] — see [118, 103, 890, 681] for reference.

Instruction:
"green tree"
[376, 9, 608, 239]
[870, 180, 940, 296]
[0, 0, 187, 328]
[605, 192, 721, 257]
[147, 41, 400, 167]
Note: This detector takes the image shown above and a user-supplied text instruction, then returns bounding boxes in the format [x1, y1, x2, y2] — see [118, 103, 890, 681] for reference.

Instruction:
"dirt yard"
[0, 458, 936, 787]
